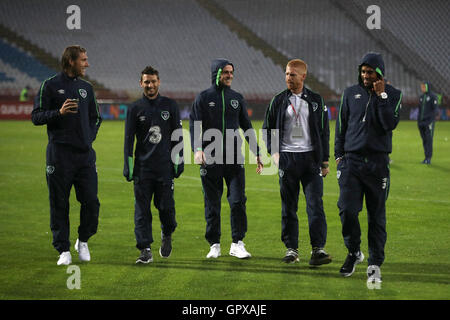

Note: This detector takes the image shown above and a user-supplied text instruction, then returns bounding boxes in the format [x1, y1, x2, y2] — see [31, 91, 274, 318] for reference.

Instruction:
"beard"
[145, 88, 158, 98]
[69, 65, 84, 77]
[363, 80, 374, 89]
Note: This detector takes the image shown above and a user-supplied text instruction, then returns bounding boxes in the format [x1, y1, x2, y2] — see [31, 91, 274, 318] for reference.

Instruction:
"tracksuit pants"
[337, 152, 390, 266]
[46, 143, 100, 254]
[200, 164, 247, 245]
[279, 152, 327, 250]
[133, 177, 177, 250]
[419, 122, 435, 160]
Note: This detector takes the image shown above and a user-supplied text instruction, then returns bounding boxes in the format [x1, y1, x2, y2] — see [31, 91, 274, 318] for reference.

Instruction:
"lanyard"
[290, 103, 299, 121]
[290, 96, 301, 124]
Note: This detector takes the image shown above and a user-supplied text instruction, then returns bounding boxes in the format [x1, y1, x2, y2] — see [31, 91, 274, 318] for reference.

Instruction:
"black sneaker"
[136, 248, 153, 264]
[282, 248, 299, 263]
[340, 251, 364, 277]
[159, 232, 172, 258]
[309, 247, 332, 266]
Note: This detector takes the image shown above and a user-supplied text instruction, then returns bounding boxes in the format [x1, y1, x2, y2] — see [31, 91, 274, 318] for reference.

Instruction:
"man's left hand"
[373, 78, 385, 96]
[321, 162, 329, 177]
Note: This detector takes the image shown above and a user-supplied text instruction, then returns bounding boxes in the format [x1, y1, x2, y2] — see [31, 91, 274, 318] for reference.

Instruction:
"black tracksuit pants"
[200, 164, 247, 245]
[337, 152, 390, 266]
[419, 122, 435, 160]
[133, 177, 177, 250]
[46, 143, 100, 253]
[279, 152, 327, 250]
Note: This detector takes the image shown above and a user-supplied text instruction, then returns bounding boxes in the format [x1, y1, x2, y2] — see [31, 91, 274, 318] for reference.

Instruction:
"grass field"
[0, 119, 449, 300]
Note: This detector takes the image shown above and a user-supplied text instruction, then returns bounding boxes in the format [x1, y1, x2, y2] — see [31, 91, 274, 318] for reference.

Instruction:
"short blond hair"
[287, 59, 307, 74]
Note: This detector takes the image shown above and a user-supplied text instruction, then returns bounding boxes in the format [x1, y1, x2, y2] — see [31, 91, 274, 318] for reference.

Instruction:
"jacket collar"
[143, 93, 161, 102]
[61, 71, 78, 81]
[286, 87, 312, 104]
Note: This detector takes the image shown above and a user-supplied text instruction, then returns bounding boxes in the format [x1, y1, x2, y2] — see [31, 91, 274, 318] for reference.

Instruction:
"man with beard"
[262, 59, 331, 266]
[32, 45, 102, 265]
[124, 66, 184, 263]
[335, 52, 402, 284]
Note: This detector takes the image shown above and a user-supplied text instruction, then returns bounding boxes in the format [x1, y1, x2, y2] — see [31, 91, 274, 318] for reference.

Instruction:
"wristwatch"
[379, 92, 388, 99]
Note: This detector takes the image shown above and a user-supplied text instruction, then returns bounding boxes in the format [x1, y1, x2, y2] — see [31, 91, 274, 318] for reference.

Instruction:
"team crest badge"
[46, 165, 55, 175]
[200, 168, 207, 177]
[337, 170, 341, 179]
[312, 102, 318, 112]
[230, 100, 239, 109]
[161, 111, 170, 120]
[278, 169, 284, 178]
[78, 89, 87, 99]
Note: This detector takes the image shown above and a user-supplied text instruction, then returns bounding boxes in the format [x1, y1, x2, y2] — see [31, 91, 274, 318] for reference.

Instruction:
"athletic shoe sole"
[229, 252, 251, 259]
[309, 256, 332, 266]
[159, 247, 172, 259]
[136, 258, 153, 264]
[282, 256, 299, 263]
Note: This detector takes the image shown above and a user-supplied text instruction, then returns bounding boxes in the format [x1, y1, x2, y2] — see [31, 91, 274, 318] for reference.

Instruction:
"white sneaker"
[57, 251, 72, 265]
[229, 241, 251, 259]
[206, 243, 221, 258]
[75, 239, 91, 262]
[367, 265, 382, 283]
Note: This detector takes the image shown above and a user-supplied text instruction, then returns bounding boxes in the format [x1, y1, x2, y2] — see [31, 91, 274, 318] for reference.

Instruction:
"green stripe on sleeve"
[174, 154, 180, 175]
[394, 92, 402, 117]
[128, 156, 133, 180]
[321, 96, 325, 130]
[338, 94, 344, 134]
[39, 75, 56, 110]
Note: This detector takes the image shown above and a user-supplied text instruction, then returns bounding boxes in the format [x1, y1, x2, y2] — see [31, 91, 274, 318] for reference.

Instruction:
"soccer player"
[335, 52, 402, 284]
[262, 59, 332, 265]
[417, 81, 439, 164]
[124, 66, 184, 264]
[189, 59, 263, 259]
[31, 45, 102, 265]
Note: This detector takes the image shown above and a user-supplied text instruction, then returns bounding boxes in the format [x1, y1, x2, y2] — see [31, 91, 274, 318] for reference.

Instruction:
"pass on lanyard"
[290, 102, 303, 138]
[290, 103, 300, 126]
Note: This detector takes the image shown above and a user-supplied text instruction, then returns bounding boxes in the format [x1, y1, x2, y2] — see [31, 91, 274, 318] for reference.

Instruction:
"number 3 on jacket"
[148, 125, 162, 144]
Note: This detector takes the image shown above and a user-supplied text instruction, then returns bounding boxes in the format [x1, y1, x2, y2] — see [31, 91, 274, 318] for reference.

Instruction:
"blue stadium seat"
[0, 38, 55, 82]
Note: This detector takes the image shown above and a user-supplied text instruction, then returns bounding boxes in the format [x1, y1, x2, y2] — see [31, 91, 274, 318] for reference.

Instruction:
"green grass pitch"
[0, 119, 449, 300]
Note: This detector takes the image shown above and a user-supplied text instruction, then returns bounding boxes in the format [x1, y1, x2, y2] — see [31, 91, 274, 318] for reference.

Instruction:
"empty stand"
[0, 0, 286, 98]
[0, 0, 447, 100]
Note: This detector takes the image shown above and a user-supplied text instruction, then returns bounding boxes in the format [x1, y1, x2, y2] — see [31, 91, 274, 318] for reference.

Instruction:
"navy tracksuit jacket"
[263, 87, 330, 249]
[417, 82, 439, 160]
[189, 59, 260, 245]
[335, 52, 402, 266]
[124, 94, 184, 249]
[31, 72, 102, 253]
